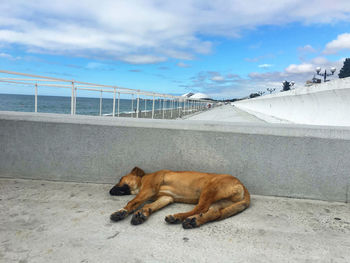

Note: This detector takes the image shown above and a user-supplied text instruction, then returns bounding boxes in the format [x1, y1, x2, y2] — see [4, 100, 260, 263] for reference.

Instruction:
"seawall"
[0, 111, 349, 202]
[233, 77, 350, 126]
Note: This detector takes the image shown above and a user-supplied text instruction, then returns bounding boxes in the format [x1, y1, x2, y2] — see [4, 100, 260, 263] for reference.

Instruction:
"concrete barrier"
[233, 77, 350, 126]
[0, 111, 349, 202]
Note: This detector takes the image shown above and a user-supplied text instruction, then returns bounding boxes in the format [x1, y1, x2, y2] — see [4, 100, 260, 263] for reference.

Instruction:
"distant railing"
[0, 70, 215, 119]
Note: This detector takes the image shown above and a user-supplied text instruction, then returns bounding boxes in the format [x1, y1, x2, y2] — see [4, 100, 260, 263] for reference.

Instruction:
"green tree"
[338, 58, 350, 78]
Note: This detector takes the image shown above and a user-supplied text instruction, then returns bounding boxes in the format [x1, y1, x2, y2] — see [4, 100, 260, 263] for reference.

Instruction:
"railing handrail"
[0, 69, 209, 100]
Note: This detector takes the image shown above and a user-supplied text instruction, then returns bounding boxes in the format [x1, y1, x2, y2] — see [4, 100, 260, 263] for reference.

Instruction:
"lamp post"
[267, 88, 276, 94]
[316, 67, 336, 82]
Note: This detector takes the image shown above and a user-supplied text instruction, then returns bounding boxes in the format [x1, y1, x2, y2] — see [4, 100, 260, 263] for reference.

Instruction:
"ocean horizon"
[0, 93, 177, 116]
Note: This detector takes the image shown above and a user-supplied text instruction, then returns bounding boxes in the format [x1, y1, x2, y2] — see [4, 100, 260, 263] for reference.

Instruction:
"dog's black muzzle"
[109, 184, 131, 196]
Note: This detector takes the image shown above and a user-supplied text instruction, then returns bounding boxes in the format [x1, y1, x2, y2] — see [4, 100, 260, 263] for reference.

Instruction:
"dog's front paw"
[131, 211, 147, 225]
[182, 217, 199, 229]
[110, 209, 128, 222]
[165, 215, 181, 224]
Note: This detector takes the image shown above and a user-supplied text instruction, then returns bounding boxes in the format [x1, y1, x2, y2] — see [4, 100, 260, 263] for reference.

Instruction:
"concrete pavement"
[1, 178, 349, 263]
[185, 105, 265, 123]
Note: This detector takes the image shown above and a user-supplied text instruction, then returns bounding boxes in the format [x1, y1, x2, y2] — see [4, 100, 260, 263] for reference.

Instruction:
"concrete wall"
[233, 77, 350, 126]
[0, 111, 349, 202]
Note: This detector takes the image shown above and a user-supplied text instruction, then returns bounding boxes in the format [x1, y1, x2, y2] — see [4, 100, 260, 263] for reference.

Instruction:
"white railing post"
[171, 99, 173, 118]
[117, 92, 120, 117]
[131, 94, 134, 117]
[144, 98, 147, 118]
[71, 81, 75, 115]
[162, 98, 165, 119]
[183, 99, 186, 115]
[34, 83, 38, 113]
[74, 86, 77, 114]
[152, 96, 155, 119]
[112, 88, 116, 117]
[136, 93, 140, 118]
[99, 90, 103, 116]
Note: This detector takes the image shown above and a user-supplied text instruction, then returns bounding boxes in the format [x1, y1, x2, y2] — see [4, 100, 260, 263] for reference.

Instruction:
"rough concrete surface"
[0, 178, 349, 263]
[185, 105, 265, 123]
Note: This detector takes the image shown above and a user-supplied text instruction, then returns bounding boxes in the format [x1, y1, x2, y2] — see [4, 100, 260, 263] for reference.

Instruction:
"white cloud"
[177, 62, 190, 68]
[285, 63, 314, 74]
[0, 52, 13, 59]
[121, 55, 167, 64]
[298, 44, 316, 53]
[258, 64, 273, 68]
[211, 75, 225, 82]
[0, 1, 350, 63]
[323, 33, 350, 54]
[0, 52, 21, 60]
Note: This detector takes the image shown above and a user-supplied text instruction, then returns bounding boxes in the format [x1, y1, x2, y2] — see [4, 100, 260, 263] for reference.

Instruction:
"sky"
[0, 0, 350, 99]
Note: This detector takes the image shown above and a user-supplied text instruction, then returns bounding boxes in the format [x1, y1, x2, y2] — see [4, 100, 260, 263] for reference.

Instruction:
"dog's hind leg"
[182, 198, 249, 229]
[165, 187, 219, 224]
[165, 181, 245, 224]
[131, 196, 174, 225]
[182, 205, 221, 229]
[183, 186, 250, 229]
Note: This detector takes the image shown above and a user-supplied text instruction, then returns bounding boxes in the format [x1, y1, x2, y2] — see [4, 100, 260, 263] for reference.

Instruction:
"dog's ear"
[131, 167, 145, 177]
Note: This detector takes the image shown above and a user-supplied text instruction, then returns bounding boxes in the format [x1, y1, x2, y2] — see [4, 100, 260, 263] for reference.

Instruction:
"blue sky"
[0, 1, 350, 99]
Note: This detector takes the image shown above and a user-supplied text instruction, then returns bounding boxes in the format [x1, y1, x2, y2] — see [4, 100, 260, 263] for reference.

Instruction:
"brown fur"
[109, 167, 250, 229]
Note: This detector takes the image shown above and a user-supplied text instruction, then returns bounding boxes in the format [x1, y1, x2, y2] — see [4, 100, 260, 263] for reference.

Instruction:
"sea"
[0, 93, 173, 116]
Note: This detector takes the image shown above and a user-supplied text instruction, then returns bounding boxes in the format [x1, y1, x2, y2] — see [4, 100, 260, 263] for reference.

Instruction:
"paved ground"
[0, 178, 349, 263]
[185, 105, 265, 123]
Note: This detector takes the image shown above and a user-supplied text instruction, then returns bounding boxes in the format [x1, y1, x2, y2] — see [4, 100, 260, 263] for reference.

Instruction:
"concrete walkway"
[185, 105, 265, 123]
[1, 178, 349, 263]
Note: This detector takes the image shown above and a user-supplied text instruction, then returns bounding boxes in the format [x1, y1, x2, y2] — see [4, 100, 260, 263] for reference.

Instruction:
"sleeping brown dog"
[109, 167, 250, 229]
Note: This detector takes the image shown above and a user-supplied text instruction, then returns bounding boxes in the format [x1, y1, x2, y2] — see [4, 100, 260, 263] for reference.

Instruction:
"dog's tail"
[242, 185, 250, 208]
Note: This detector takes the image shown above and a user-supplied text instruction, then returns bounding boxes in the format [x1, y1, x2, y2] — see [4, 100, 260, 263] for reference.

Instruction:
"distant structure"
[190, 93, 212, 100]
[305, 75, 321, 86]
[181, 92, 194, 98]
[182, 92, 212, 100]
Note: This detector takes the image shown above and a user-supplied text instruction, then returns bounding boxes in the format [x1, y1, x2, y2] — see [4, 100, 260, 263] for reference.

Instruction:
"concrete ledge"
[1, 111, 349, 202]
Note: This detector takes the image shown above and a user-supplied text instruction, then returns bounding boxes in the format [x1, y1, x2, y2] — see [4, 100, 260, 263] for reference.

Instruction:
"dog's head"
[109, 167, 145, 196]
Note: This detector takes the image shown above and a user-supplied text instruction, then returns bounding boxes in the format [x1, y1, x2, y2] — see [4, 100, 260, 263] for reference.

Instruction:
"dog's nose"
[109, 187, 117, 195]
[109, 186, 122, 195]
[109, 185, 131, 195]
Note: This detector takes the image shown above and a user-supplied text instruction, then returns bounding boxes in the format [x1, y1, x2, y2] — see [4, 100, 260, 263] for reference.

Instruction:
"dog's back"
[158, 170, 249, 205]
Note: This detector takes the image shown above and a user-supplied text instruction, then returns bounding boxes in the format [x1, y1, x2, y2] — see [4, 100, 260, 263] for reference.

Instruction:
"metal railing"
[0, 70, 215, 119]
